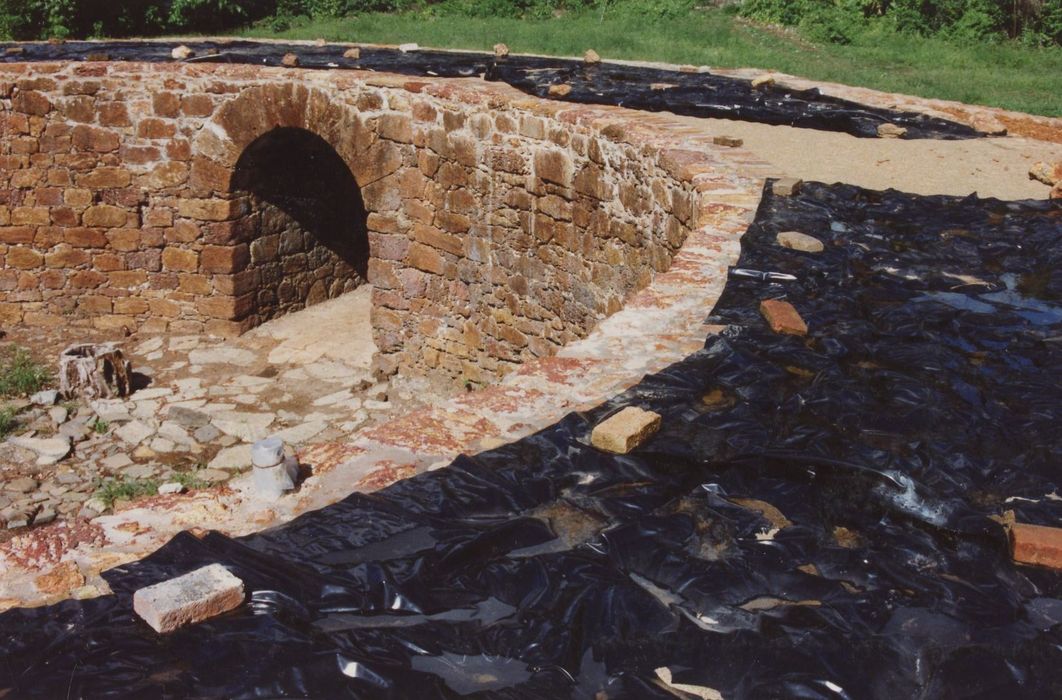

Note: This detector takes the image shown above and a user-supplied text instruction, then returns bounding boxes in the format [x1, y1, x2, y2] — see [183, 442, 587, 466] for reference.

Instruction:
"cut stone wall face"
[0, 61, 713, 386]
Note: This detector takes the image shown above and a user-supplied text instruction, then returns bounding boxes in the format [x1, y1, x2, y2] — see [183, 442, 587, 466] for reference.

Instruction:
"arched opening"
[231, 127, 369, 323]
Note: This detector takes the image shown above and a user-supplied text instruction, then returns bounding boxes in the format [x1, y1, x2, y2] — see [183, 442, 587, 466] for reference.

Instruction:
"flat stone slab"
[115, 420, 155, 446]
[133, 563, 244, 634]
[6, 436, 71, 465]
[590, 406, 662, 454]
[187, 347, 256, 366]
[211, 411, 275, 443]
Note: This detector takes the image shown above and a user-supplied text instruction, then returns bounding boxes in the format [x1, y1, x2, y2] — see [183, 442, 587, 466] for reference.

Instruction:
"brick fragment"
[591, 406, 661, 454]
[760, 299, 808, 336]
[132, 563, 244, 634]
[1011, 523, 1062, 570]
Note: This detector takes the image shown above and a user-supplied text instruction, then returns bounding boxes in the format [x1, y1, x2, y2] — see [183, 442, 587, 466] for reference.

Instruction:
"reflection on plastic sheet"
[1, 183, 1060, 698]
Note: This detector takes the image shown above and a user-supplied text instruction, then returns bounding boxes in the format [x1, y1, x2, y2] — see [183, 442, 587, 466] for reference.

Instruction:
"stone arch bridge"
[0, 59, 733, 384]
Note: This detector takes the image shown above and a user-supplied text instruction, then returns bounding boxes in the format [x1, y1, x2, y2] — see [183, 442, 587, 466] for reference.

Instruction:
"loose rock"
[591, 406, 662, 454]
[493, 43, 510, 58]
[1029, 161, 1061, 187]
[133, 563, 245, 634]
[877, 122, 907, 138]
[281, 53, 299, 67]
[548, 84, 572, 97]
[776, 230, 825, 253]
[343, 47, 360, 60]
[171, 45, 194, 60]
[31, 390, 58, 406]
[751, 74, 775, 89]
[772, 178, 803, 197]
[584, 49, 601, 64]
[713, 135, 743, 147]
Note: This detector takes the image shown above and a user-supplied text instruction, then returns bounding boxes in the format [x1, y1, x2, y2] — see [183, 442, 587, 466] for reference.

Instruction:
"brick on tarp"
[591, 406, 661, 454]
[133, 563, 245, 633]
[1010, 522, 1062, 570]
[760, 299, 808, 336]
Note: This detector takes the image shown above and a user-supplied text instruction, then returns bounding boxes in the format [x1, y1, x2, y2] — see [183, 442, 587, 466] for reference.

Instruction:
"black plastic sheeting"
[2, 183, 1062, 698]
[0, 39, 984, 140]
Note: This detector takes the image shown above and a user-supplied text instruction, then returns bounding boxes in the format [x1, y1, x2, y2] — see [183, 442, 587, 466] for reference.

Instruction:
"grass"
[0, 406, 18, 439]
[0, 346, 50, 397]
[90, 416, 110, 434]
[93, 477, 161, 509]
[238, 9, 1062, 116]
[92, 471, 214, 509]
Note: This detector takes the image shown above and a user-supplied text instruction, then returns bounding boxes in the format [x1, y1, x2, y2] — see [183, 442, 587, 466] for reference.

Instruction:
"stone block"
[760, 299, 808, 336]
[591, 406, 662, 454]
[162, 247, 199, 273]
[83, 205, 128, 228]
[132, 564, 244, 634]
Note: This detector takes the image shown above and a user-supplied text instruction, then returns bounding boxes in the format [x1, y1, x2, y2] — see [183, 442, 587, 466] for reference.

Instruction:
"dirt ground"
[679, 115, 1062, 199]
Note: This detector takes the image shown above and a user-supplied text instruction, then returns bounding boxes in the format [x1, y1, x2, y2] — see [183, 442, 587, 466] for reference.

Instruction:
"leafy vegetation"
[0, 406, 19, 439]
[91, 470, 214, 508]
[170, 471, 212, 490]
[1, 1, 1059, 114]
[92, 476, 161, 509]
[0, 346, 51, 397]
[2, 0, 1059, 44]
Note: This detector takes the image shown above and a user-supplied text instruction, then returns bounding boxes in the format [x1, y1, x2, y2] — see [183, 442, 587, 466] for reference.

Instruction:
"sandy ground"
[676, 115, 1061, 200]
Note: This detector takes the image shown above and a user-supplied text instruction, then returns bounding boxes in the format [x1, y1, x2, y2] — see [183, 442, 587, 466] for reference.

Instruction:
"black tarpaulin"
[1, 183, 1060, 698]
[0, 39, 984, 140]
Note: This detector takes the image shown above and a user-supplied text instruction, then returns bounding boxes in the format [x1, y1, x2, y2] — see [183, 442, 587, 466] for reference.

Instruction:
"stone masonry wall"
[0, 60, 706, 385]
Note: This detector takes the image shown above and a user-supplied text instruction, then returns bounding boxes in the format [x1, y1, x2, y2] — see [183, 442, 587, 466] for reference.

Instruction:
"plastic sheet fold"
[0, 40, 984, 140]
[1, 182, 1060, 698]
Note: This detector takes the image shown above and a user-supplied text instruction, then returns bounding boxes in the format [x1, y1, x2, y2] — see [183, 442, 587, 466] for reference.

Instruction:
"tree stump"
[58, 343, 132, 400]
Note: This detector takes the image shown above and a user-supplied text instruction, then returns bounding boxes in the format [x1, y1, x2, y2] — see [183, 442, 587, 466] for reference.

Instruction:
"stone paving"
[0, 287, 433, 536]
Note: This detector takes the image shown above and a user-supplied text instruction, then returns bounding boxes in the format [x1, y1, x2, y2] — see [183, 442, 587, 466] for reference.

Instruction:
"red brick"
[760, 299, 808, 336]
[1011, 523, 1062, 570]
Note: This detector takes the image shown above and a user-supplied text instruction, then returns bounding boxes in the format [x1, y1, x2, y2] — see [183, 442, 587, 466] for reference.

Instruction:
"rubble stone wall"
[0, 61, 709, 384]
